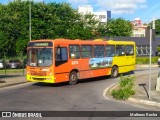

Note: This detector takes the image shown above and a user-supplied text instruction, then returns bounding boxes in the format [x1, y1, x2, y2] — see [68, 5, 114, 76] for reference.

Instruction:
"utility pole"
[149, 23, 152, 99]
[148, 18, 155, 99]
[29, 0, 31, 41]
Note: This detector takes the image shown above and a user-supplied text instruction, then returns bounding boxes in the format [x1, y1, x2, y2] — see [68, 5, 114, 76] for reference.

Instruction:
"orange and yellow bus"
[26, 38, 136, 85]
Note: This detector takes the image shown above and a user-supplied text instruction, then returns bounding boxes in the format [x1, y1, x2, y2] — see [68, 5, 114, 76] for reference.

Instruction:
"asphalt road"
[0, 68, 159, 120]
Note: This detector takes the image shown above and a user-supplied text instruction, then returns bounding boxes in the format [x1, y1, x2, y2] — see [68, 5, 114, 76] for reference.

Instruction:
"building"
[77, 5, 111, 23]
[104, 36, 159, 56]
[131, 18, 148, 37]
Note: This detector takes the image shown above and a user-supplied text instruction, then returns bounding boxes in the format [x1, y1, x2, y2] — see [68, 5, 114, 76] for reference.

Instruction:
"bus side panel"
[112, 56, 127, 73]
[54, 59, 82, 83]
[78, 59, 111, 79]
[54, 60, 72, 83]
[112, 56, 135, 73]
[54, 73, 69, 83]
[78, 59, 91, 79]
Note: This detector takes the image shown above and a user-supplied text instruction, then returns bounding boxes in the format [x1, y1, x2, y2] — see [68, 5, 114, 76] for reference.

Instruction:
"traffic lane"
[0, 75, 149, 111]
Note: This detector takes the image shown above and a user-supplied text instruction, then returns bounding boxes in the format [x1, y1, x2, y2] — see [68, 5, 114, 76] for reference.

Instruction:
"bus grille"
[32, 77, 45, 81]
[31, 71, 46, 76]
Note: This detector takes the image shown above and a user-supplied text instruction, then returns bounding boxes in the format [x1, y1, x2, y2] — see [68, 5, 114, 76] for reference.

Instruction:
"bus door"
[54, 46, 70, 83]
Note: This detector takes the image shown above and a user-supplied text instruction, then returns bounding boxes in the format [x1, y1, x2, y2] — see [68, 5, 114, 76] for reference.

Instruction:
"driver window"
[56, 47, 68, 61]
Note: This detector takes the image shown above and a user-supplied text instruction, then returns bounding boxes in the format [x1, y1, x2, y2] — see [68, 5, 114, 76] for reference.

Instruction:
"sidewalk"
[128, 64, 160, 109]
[0, 75, 27, 88]
[106, 64, 160, 110]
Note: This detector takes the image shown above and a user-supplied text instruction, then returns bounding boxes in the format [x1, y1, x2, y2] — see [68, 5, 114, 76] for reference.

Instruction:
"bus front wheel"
[69, 71, 78, 85]
[111, 66, 118, 78]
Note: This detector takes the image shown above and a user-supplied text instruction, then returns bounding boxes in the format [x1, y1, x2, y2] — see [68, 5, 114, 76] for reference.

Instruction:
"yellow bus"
[106, 40, 136, 78]
[26, 39, 136, 85]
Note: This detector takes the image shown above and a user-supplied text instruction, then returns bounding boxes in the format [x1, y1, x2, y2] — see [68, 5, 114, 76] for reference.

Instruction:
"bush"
[136, 57, 159, 64]
[111, 75, 135, 100]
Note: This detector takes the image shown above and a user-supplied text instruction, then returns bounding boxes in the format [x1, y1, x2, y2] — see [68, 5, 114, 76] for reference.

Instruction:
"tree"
[0, 1, 133, 58]
[106, 18, 133, 37]
[155, 19, 160, 36]
[148, 19, 160, 36]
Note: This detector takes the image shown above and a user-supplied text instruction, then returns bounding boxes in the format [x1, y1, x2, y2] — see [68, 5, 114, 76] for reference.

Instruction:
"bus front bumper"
[27, 74, 55, 83]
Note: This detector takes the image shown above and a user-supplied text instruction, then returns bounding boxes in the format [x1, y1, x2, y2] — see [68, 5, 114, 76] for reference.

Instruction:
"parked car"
[0, 60, 5, 69]
[8, 60, 22, 69]
[158, 58, 160, 67]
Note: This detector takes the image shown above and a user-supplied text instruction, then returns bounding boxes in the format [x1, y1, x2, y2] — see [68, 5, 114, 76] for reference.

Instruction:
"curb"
[103, 82, 118, 100]
[128, 98, 160, 108]
[136, 65, 158, 68]
[0, 81, 27, 88]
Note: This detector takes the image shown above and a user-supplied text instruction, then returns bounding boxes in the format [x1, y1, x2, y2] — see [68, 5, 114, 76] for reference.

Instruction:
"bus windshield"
[28, 48, 52, 67]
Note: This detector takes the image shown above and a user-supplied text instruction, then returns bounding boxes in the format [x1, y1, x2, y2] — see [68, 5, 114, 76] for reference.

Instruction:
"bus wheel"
[111, 66, 118, 78]
[69, 71, 78, 85]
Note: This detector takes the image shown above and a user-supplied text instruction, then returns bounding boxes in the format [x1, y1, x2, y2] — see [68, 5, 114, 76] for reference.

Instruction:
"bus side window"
[81, 45, 93, 58]
[69, 45, 80, 59]
[116, 45, 125, 56]
[106, 45, 115, 57]
[94, 45, 104, 58]
[126, 45, 134, 56]
[56, 47, 68, 61]
[61, 48, 68, 61]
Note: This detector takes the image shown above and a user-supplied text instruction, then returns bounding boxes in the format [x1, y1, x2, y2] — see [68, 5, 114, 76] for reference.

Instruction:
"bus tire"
[69, 71, 78, 85]
[111, 66, 118, 78]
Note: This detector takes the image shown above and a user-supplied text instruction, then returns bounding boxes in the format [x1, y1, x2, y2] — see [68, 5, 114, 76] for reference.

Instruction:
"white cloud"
[96, 0, 147, 14]
[67, 0, 147, 15]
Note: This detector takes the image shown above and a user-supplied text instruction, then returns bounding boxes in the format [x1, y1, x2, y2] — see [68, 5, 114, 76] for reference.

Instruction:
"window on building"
[140, 34, 144, 37]
[136, 46, 153, 56]
[99, 15, 106, 19]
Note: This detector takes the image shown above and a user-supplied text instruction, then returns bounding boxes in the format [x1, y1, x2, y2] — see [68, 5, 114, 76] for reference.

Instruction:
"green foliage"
[157, 46, 160, 52]
[136, 57, 159, 64]
[106, 18, 133, 37]
[0, 1, 100, 58]
[0, 1, 133, 58]
[97, 18, 133, 37]
[111, 75, 135, 100]
[155, 19, 160, 36]
[148, 19, 160, 36]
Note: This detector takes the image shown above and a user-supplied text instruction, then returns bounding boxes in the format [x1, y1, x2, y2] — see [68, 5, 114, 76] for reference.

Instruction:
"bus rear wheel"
[111, 66, 118, 78]
[69, 71, 78, 85]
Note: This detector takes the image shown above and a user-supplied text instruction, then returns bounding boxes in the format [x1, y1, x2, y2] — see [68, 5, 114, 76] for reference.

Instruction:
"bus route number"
[72, 61, 78, 65]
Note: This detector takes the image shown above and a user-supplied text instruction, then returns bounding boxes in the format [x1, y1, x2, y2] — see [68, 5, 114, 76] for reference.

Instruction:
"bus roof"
[29, 38, 135, 45]
[107, 40, 135, 45]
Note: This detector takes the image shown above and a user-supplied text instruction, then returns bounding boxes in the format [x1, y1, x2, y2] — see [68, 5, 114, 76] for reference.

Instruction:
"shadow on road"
[33, 70, 135, 87]
[0, 75, 22, 78]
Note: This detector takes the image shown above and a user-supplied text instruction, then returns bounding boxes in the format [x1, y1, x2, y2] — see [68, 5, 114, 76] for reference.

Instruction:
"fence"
[0, 59, 26, 78]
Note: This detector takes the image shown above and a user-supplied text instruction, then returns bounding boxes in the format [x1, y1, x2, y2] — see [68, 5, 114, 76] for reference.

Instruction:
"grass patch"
[0, 69, 25, 73]
[136, 56, 159, 64]
[111, 75, 135, 100]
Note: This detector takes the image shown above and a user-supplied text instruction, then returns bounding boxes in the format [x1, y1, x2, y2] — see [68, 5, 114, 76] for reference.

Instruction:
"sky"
[0, 0, 160, 23]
